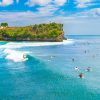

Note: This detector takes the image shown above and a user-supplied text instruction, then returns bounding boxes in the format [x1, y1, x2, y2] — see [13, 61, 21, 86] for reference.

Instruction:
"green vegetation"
[0, 23, 8, 27]
[0, 22, 64, 42]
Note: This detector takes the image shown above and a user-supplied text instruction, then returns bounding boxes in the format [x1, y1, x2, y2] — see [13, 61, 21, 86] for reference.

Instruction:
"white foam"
[0, 39, 74, 49]
[4, 49, 29, 62]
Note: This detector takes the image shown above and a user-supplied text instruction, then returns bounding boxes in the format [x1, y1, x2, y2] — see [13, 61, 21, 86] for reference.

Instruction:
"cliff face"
[0, 22, 65, 42]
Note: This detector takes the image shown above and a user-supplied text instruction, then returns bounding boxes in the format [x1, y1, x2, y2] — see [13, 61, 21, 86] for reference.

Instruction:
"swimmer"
[84, 50, 87, 54]
[87, 67, 92, 72]
[72, 58, 75, 62]
[79, 73, 84, 79]
[75, 67, 79, 71]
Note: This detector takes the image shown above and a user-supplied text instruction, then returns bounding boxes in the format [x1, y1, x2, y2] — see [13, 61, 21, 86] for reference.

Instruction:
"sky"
[0, 0, 100, 35]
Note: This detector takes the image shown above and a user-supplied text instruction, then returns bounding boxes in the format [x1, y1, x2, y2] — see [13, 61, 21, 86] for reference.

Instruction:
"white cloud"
[0, 9, 100, 35]
[73, 8, 100, 17]
[0, 0, 14, 6]
[25, 0, 67, 17]
[0, 11, 56, 26]
[26, 0, 67, 6]
[76, 0, 92, 8]
[0, 8, 100, 26]
[26, 0, 52, 6]
[54, 0, 67, 6]
[0, 8, 99, 26]
[0, 11, 74, 27]
[37, 5, 59, 16]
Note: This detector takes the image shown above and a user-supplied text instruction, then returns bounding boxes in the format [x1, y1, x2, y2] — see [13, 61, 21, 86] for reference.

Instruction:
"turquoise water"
[0, 35, 100, 100]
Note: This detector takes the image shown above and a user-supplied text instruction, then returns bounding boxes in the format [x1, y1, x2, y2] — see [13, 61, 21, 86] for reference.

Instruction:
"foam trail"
[0, 40, 74, 49]
[4, 49, 29, 62]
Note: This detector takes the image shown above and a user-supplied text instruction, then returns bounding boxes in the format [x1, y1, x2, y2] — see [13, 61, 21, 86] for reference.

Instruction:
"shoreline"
[0, 38, 67, 42]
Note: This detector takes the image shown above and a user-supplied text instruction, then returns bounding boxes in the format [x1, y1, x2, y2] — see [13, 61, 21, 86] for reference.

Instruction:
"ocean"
[0, 35, 100, 100]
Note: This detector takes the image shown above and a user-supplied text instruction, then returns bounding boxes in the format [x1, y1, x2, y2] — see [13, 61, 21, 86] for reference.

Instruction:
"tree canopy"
[0, 23, 8, 27]
[0, 22, 64, 41]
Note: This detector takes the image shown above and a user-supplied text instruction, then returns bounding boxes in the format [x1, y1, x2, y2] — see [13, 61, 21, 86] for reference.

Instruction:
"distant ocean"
[0, 35, 100, 100]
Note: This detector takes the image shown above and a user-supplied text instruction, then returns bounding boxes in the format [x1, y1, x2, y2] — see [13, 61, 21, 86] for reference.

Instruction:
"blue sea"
[0, 35, 100, 100]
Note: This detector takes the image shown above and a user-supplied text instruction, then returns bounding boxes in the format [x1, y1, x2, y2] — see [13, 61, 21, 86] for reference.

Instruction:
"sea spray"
[3, 49, 29, 62]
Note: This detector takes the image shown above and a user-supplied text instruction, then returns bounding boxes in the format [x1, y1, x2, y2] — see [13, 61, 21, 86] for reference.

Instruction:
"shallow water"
[0, 35, 100, 100]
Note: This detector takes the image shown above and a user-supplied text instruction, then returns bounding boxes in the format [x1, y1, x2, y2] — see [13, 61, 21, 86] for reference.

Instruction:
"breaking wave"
[3, 49, 30, 62]
[0, 40, 74, 49]
[1, 39, 74, 62]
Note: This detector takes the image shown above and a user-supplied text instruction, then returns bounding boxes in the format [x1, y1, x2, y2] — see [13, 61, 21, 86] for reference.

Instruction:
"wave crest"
[4, 49, 29, 62]
[0, 40, 74, 49]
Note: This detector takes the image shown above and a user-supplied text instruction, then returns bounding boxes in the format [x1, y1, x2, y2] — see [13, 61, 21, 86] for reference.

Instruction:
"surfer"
[23, 54, 26, 59]
[79, 73, 84, 79]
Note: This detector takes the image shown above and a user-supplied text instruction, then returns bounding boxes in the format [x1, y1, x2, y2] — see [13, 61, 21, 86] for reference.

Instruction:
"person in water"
[23, 54, 26, 59]
[84, 50, 87, 54]
[87, 67, 92, 72]
[75, 67, 79, 71]
[79, 73, 84, 79]
[72, 58, 75, 62]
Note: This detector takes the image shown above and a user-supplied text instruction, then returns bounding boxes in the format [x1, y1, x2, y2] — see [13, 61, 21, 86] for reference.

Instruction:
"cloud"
[0, 8, 100, 26]
[37, 5, 59, 16]
[0, 9, 100, 35]
[26, 0, 52, 6]
[25, 0, 67, 18]
[0, 11, 55, 26]
[0, 0, 14, 6]
[73, 8, 100, 17]
[26, 0, 67, 6]
[75, 0, 93, 8]
[0, 11, 75, 27]
[54, 0, 67, 6]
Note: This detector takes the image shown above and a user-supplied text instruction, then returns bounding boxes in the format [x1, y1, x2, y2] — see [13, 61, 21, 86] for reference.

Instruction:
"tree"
[1, 23, 8, 27]
[0, 23, 64, 41]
